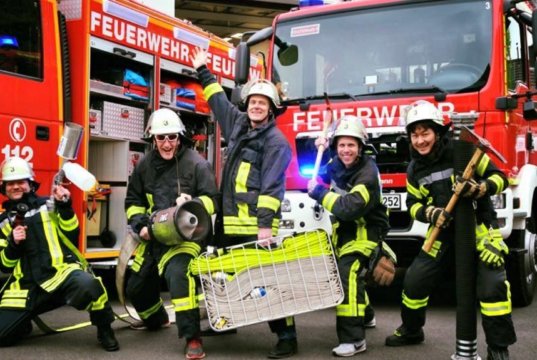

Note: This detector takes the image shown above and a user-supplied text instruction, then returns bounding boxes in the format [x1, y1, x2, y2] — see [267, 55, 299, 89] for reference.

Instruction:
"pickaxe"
[422, 126, 507, 253]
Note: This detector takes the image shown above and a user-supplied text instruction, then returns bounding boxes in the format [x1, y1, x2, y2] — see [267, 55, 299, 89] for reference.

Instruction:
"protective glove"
[453, 175, 488, 199]
[425, 206, 452, 229]
[368, 241, 397, 286]
[477, 236, 509, 268]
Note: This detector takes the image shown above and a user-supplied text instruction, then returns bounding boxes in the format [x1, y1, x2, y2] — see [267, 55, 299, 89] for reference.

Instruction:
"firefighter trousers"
[0, 269, 114, 346]
[336, 254, 369, 343]
[126, 252, 200, 339]
[400, 246, 516, 348]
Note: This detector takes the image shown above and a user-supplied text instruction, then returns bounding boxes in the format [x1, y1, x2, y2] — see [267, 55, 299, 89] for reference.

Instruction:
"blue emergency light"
[0, 35, 19, 49]
[299, 0, 339, 7]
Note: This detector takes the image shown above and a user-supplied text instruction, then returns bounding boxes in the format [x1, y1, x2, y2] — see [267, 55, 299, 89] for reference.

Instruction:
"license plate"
[382, 193, 401, 210]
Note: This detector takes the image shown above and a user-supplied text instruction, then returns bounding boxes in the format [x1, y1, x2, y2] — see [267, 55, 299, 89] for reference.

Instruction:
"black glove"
[425, 206, 452, 229]
[453, 175, 488, 199]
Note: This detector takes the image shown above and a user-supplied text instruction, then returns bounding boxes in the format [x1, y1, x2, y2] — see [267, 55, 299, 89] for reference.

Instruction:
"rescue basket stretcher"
[190, 229, 344, 331]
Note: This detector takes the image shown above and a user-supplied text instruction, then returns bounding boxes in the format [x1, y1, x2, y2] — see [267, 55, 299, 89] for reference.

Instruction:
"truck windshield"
[273, 0, 491, 101]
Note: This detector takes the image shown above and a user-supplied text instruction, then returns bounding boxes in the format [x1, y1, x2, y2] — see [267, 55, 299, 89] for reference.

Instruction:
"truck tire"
[506, 228, 537, 307]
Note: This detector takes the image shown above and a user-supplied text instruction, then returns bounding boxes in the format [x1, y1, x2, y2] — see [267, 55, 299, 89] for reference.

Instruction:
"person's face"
[337, 136, 361, 168]
[154, 133, 180, 160]
[247, 95, 271, 128]
[410, 124, 437, 156]
[5, 179, 30, 201]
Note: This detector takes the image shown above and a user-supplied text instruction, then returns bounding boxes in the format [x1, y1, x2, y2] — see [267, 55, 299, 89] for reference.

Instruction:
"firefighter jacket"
[197, 65, 292, 237]
[125, 145, 219, 271]
[309, 154, 390, 258]
[406, 134, 508, 242]
[0, 192, 81, 309]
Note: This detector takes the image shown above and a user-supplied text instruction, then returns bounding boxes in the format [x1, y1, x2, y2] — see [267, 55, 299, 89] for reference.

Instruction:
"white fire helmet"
[242, 79, 281, 109]
[404, 100, 445, 132]
[147, 108, 186, 136]
[1, 157, 34, 182]
[332, 115, 368, 145]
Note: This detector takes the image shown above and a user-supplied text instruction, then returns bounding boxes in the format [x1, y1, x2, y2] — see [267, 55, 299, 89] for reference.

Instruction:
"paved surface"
[1, 279, 535, 360]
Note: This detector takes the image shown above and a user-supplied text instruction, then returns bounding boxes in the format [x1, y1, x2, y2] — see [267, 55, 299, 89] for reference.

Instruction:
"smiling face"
[409, 123, 437, 156]
[154, 133, 180, 160]
[336, 136, 361, 168]
[247, 94, 271, 128]
[4, 179, 31, 201]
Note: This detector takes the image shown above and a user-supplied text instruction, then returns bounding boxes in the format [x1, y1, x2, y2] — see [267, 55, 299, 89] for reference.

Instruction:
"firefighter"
[307, 115, 393, 357]
[125, 108, 219, 360]
[385, 100, 516, 360]
[0, 157, 118, 351]
[191, 48, 295, 359]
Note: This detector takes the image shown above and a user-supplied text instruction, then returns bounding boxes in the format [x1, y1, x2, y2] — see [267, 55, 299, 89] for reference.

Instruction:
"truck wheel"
[100, 229, 117, 248]
[506, 228, 537, 307]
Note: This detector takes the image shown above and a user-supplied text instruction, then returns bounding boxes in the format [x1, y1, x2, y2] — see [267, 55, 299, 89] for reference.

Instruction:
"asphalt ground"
[0, 277, 535, 360]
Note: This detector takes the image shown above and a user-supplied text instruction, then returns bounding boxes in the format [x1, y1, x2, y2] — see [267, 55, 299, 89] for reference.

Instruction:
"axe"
[422, 126, 507, 253]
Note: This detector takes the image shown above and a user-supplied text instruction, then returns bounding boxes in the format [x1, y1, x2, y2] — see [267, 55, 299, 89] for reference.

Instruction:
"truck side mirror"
[234, 43, 250, 85]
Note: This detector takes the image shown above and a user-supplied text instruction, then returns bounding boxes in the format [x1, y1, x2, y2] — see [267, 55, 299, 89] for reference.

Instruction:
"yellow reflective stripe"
[481, 299, 511, 316]
[146, 194, 155, 213]
[335, 259, 360, 317]
[476, 154, 490, 177]
[40, 264, 80, 292]
[139, 299, 164, 320]
[285, 316, 294, 326]
[350, 184, 369, 205]
[1, 250, 18, 268]
[126, 205, 146, 220]
[488, 174, 504, 194]
[338, 239, 377, 258]
[1, 223, 12, 237]
[236, 162, 250, 192]
[406, 180, 422, 199]
[203, 82, 224, 100]
[410, 203, 423, 219]
[58, 214, 78, 231]
[131, 241, 148, 273]
[322, 192, 339, 212]
[402, 291, 428, 310]
[171, 275, 198, 311]
[0, 298, 26, 308]
[41, 211, 64, 268]
[88, 277, 108, 311]
[158, 242, 201, 275]
[198, 195, 215, 215]
[224, 216, 257, 226]
[0, 238, 7, 248]
[258, 195, 280, 212]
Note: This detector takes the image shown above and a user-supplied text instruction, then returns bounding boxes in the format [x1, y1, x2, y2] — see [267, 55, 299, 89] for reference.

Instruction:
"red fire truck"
[234, 0, 537, 306]
[0, 0, 259, 261]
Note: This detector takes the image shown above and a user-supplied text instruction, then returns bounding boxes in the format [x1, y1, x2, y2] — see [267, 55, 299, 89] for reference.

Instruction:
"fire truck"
[0, 0, 259, 262]
[233, 0, 537, 306]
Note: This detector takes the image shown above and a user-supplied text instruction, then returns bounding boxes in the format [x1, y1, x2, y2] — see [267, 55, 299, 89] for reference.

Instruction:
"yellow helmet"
[147, 108, 186, 136]
[242, 79, 280, 108]
[404, 100, 445, 132]
[332, 115, 368, 145]
[1, 157, 34, 182]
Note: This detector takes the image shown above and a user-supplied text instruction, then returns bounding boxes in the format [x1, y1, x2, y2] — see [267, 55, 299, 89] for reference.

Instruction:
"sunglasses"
[155, 134, 179, 141]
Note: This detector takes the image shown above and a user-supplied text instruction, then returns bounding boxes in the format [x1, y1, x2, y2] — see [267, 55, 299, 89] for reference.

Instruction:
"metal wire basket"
[190, 229, 344, 331]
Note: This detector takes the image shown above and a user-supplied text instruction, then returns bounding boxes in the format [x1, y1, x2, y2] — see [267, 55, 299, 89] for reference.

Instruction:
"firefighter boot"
[267, 339, 298, 359]
[385, 325, 424, 346]
[487, 346, 509, 360]
[97, 325, 120, 351]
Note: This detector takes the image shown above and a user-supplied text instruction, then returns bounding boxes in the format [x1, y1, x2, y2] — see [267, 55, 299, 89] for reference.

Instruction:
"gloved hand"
[453, 175, 488, 199]
[176, 193, 192, 206]
[477, 236, 508, 268]
[368, 241, 397, 286]
[425, 206, 452, 229]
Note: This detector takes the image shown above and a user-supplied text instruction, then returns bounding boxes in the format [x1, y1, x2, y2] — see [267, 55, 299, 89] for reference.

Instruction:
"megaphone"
[148, 200, 212, 246]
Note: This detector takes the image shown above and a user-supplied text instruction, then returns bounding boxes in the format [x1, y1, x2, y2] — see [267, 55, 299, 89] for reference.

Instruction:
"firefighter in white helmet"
[386, 100, 516, 360]
[307, 115, 394, 357]
[0, 157, 119, 351]
[125, 108, 219, 360]
[191, 48, 294, 358]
